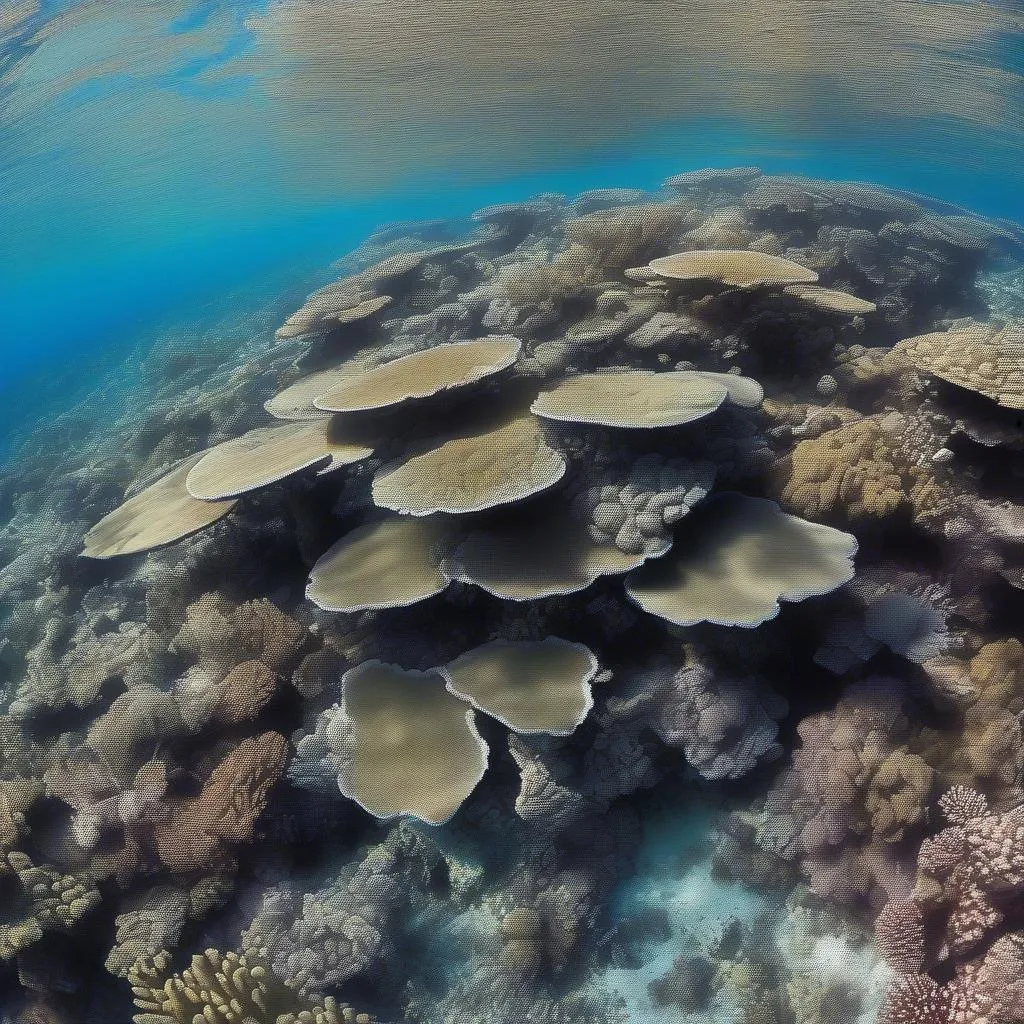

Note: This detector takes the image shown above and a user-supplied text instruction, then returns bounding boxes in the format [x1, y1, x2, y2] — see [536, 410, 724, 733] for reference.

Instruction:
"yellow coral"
[127, 949, 372, 1024]
[774, 415, 943, 526]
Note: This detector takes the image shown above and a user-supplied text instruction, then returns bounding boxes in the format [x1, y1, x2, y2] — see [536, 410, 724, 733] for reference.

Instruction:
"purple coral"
[875, 897, 926, 974]
[876, 788, 1024, 1024]
[766, 678, 929, 905]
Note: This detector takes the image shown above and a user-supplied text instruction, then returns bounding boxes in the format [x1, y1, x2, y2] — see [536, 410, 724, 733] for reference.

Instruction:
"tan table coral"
[185, 419, 375, 500]
[783, 283, 877, 314]
[451, 511, 660, 600]
[276, 287, 392, 340]
[441, 638, 598, 735]
[530, 369, 733, 428]
[265, 364, 358, 420]
[82, 454, 237, 558]
[329, 661, 489, 825]
[648, 249, 818, 288]
[883, 321, 1024, 409]
[372, 413, 565, 515]
[307, 517, 454, 612]
[314, 337, 522, 412]
[625, 493, 857, 627]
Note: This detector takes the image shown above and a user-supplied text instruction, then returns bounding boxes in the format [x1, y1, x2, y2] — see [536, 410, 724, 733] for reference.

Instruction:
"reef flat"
[2, 169, 1024, 1023]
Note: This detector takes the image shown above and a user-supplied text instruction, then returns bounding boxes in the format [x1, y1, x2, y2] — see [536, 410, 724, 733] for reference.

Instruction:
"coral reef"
[0, 168, 1022, 1021]
[875, 787, 1024, 1024]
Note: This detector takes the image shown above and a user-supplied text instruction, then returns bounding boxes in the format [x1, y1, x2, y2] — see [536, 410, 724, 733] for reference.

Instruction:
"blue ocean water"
[1, 0, 1022, 457]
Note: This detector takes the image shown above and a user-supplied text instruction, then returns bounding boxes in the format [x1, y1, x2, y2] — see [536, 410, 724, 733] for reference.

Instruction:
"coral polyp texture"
[3, 168, 1024, 1022]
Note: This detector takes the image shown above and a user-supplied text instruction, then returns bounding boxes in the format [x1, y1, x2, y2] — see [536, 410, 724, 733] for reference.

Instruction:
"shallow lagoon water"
[1, 3, 1024, 1024]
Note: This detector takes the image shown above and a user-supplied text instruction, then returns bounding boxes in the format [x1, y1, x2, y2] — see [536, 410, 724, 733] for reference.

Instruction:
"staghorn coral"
[474, 249, 601, 325]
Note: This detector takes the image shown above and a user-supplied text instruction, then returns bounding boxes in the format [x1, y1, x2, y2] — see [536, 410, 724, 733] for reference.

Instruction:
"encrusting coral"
[1, 167, 1023, 1019]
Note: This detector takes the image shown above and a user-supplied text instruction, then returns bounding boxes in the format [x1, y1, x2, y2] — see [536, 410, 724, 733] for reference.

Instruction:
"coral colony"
[2, 169, 1024, 1023]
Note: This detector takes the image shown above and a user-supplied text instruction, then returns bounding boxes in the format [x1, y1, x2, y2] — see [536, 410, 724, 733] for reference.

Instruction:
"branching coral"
[127, 949, 371, 1024]
[875, 787, 1024, 1024]
[9, 615, 165, 721]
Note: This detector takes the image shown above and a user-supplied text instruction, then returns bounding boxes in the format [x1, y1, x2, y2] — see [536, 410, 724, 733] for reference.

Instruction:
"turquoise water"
[2, 0, 1022, 452]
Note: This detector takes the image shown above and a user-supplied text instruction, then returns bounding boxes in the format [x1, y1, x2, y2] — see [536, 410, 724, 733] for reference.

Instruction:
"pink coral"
[769, 679, 928, 905]
[878, 975, 950, 1024]
[875, 897, 926, 974]
[877, 788, 1024, 1024]
[915, 789, 1024, 958]
[939, 786, 990, 826]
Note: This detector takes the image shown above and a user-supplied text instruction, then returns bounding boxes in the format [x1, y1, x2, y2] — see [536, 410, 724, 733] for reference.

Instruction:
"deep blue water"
[1, 0, 1022, 456]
